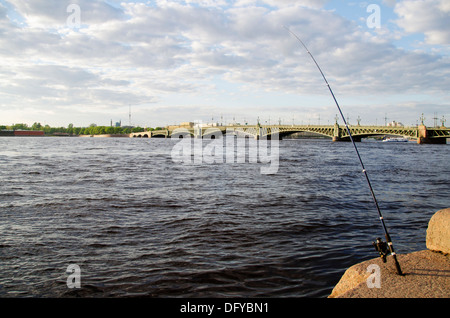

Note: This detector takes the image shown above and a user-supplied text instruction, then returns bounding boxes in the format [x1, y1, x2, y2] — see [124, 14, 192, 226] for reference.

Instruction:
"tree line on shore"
[0, 123, 165, 135]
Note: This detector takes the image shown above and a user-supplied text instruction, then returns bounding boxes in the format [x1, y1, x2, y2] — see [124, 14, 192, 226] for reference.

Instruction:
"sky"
[0, 0, 449, 128]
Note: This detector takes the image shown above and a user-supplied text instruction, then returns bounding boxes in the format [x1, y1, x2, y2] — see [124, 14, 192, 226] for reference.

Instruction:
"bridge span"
[130, 123, 449, 144]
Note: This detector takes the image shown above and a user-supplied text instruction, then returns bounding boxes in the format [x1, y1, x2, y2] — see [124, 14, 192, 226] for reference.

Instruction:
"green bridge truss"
[131, 124, 450, 144]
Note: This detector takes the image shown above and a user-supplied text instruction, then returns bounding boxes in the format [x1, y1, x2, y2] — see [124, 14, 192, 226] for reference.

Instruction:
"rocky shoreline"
[329, 208, 450, 298]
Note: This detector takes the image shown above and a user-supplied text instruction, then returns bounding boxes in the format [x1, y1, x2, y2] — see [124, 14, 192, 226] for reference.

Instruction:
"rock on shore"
[427, 208, 450, 254]
[329, 208, 450, 298]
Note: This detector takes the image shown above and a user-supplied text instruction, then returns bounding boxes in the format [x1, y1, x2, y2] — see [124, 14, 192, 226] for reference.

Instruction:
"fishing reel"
[373, 237, 390, 263]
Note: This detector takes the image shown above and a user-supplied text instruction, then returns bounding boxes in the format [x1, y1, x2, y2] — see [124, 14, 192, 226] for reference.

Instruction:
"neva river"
[0, 137, 449, 297]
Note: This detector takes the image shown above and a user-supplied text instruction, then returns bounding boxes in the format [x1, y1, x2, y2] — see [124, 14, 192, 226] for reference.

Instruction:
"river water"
[0, 136, 448, 298]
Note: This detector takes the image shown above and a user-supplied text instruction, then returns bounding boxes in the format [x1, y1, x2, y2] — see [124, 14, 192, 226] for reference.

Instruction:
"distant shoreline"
[0, 131, 131, 138]
[78, 134, 130, 138]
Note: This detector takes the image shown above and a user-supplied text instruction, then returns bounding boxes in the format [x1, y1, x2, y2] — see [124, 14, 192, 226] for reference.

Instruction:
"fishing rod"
[284, 26, 403, 276]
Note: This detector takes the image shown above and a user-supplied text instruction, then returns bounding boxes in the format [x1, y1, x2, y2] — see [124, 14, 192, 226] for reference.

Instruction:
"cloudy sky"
[0, 0, 449, 128]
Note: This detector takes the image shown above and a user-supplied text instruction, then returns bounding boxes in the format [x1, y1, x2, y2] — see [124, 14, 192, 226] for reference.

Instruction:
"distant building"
[388, 120, 404, 127]
[180, 122, 194, 128]
[200, 122, 220, 127]
[167, 122, 195, 130]
[13, 130, 45, 136]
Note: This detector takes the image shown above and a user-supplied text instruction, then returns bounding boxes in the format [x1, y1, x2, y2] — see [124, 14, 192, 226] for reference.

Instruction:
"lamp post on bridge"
[420, 113, 425, 125]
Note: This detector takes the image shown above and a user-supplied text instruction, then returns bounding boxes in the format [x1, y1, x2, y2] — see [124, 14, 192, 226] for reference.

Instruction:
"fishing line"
[284, 26, 403, 275]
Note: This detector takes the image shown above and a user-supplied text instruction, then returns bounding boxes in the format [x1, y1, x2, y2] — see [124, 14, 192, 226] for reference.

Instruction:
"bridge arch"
[260, 127, 334, 140]
[170, 128, 194, 139]
[202, 128, 223, 139]
[276, 129, 332, 140]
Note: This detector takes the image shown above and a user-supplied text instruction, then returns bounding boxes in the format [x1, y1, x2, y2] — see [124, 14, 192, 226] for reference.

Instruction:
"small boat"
[382, 137, 408, 142]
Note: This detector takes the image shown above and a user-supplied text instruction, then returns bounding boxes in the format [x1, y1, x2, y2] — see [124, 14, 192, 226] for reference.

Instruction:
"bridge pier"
[332, 123, 363, 142]
[257, 127, 262, 140]
[417, 137, 447, 144]
[417, 124, 447, 144]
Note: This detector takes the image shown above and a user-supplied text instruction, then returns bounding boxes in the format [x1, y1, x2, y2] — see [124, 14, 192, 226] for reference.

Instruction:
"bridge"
[130, 123, 449, 144]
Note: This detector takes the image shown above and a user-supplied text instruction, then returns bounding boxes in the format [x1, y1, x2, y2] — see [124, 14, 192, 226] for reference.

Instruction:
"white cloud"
[394, 0, 450, 45]
[382, 0, 397, 7]
[6, 0, 123, 28]
[233, 0, 329, 9]
[0, 0, 448, 126]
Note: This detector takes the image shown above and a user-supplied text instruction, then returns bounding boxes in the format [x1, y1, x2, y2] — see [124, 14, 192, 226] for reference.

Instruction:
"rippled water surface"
[0, 137, 449, 297]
